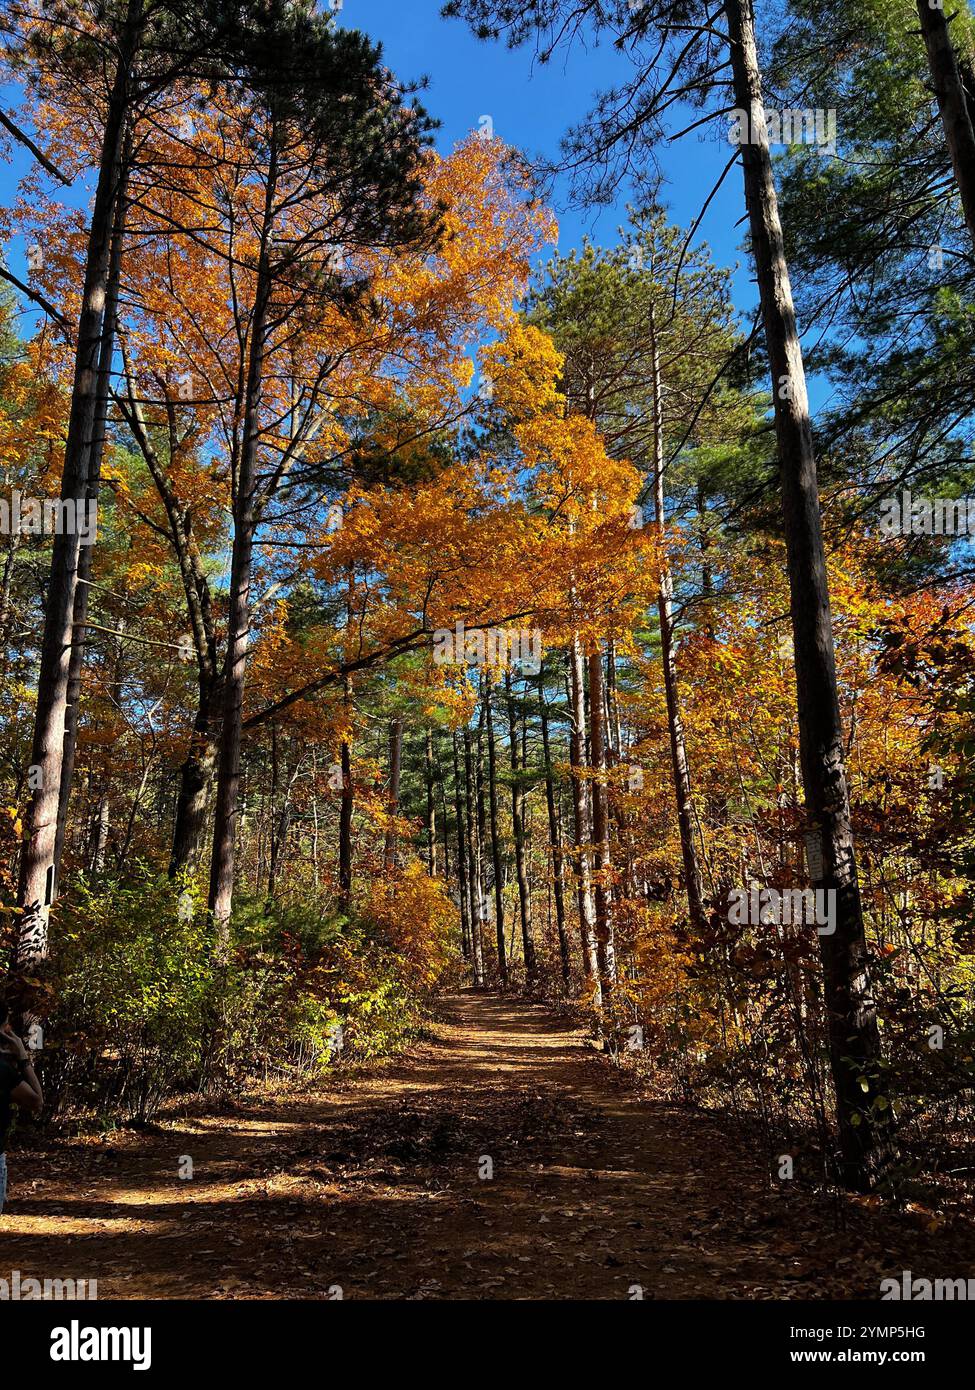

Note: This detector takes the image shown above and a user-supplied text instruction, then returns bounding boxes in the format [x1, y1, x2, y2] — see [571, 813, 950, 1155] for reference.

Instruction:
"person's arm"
[1, 1023, 43, 1114]
[11, 1074, 42, 1113]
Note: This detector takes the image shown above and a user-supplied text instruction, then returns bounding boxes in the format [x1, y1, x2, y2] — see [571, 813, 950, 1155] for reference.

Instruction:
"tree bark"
[727, 0, 892, 1192]
[268, 777, 294, 901]
[649, 302, 707, 933]
[539, 674, 571, 991]
[474, 708, 491, 975]
[568, 638, 601, 995]
[605, 633, 623, 762]
[438, 768, 451, 883]
[0, 531, 20, 640]
[424, 727, 438, 875]
[208, 145, 277, 934]
[916, 0, 975, 249]
[170, 679, 221, 877]
[587, 644, 617, 1005]
[337, 672, 353, 911]
[452, 731, 472, 963]
[464, 725, 485, 986]
[52, 165, 130, 894]
[90, 796, 110, 874]
[505, 670, 537, 986]
[485, 682, 508, 989]
[383, 716, 404, 872]
[267, 729, 298, 900]
[16, 45, 134, 965]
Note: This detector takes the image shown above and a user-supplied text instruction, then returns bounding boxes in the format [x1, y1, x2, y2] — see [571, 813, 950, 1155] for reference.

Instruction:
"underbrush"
[605, 907, 975, 1203]
[11, 860, 458, 1128]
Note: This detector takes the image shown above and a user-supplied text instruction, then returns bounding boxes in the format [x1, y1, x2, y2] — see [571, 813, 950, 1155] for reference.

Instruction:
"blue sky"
[363, 0, 755, 307]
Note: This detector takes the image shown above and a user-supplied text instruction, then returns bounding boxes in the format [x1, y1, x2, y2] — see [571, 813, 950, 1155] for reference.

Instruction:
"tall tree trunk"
[568, 638, 601, 996]
[383, 716, 404, 872]
[425, 727, 438, 875]
[485, 682, 508, 989]
[587, 644, 617, 1005]
[52, 166, 130, 893]
[311, 749, 321, 889]
[267, 729, 298, 901]
[539, 674, 571, 991]
[505, 671, 537, 986]
[208, 151, 277, 934]
[0, 532, 20, 640]
[605, 633, 623, 762]
[464, 726, 485, 986]
[649, 302, 706, 933]
[438, 768, 451, 882]
[268, 781, 293, 901]
[916, 0, 975, 248]
[16, 56, 133, 965]
[452, 732, 472, 963]
[170, 678, 221, 877]
[90, 796, 110, 874]
[474, 709, 491, 975]
[337, 675, 353, 911]
[118, 338, 221, 881]
[727, 0, 892, 1192]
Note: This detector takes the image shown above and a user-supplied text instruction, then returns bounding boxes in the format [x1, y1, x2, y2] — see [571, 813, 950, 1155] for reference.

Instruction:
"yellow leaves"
[98, 461, 126, 505]
[361, 860, 458, 990]
[482, 321, 565, 421]
[315, 464, 546, 650]
[0, 329, 68, 492]
[466, 321, 661, 648]
[246, 602, 298, 707]
[125, 560, 165, 587]
[419, 137, 557, 330]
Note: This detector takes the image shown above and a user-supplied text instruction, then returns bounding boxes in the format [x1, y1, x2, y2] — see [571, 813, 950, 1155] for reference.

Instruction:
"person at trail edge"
[0, 1002, 43, 1213]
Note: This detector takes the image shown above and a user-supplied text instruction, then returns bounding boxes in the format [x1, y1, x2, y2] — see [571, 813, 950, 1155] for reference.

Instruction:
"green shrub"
[44, 867, 212, 1123]
[35, 862, 457, 1126]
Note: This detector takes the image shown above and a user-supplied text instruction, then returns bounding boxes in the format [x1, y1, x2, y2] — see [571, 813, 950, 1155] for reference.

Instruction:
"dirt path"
[1, 991, 970, 1300]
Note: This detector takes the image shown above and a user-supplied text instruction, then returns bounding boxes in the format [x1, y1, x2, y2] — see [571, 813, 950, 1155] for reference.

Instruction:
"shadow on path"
[2, 990, 971, 1300]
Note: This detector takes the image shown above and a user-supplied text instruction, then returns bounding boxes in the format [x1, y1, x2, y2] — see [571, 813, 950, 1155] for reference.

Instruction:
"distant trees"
[527, 212, 747, 937]
[445, 0, 898, 1188]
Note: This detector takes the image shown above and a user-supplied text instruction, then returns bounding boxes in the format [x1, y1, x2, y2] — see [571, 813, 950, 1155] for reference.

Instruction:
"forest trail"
[1, 991, 966, 1300]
